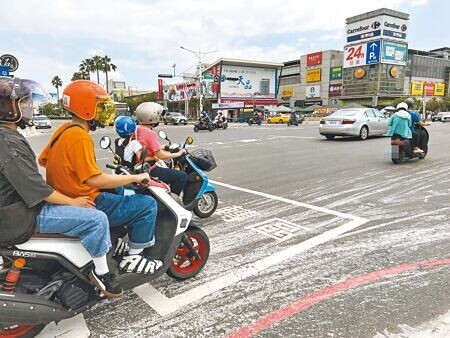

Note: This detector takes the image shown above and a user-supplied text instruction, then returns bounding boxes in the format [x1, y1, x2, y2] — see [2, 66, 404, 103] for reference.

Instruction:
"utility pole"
[172, 63, 176, 77]
[180, 46, 217, 116]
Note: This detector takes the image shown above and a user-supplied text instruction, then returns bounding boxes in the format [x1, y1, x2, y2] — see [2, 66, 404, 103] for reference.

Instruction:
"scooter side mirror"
[100, 136, 111, 149]
[185, 136, 193, 145]
[158, 130, 168, 140]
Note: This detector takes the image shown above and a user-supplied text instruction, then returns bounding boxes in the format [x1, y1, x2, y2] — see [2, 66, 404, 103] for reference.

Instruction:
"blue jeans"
[151, 166, 187, 195]
[95, 192, 157, 250]
[35, 204, 111, 258]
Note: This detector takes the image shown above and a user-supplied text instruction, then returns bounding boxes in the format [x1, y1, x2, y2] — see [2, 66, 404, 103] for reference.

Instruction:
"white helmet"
[135, 102, 164, 125]
[396, 102, 408, 111]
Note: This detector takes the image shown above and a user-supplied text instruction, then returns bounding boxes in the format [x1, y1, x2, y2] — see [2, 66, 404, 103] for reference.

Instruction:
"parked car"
[33, 115, 52, 129]
[319, 108, 388, 140]
[440, 112, 450, 122]
[431, 112, 444, 122]
[163, 112, 187, 125]
[267, 113, 290, 124]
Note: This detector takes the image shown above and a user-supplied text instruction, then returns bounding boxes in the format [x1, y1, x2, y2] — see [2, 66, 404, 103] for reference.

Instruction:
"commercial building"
[278, 50, 343, 107]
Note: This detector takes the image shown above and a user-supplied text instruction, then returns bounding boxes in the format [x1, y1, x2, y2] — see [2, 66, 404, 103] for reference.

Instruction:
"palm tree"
[101, 55, 117, 94]
[51, 75, 63, 107]
[71, 71, 88, 81]
[79, 58, 94, 81]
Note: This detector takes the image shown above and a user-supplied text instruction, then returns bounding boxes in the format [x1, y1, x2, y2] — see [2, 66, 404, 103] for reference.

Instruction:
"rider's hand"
[72, 196, 95, 208]
[177, 149, 186, 157]
[134, 172, 151, 185]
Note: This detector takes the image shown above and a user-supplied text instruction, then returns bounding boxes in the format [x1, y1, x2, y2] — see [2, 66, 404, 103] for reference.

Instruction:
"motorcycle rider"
[39, 80, 163, 276]
[134, 102, 188, 196]
[0, 77, 123, 298]
[387, 102, 415, 148]
[404, 97, 426, 153]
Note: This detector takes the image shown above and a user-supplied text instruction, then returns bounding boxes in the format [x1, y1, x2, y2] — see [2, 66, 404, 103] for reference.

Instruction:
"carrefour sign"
[346, 14, 408, 43]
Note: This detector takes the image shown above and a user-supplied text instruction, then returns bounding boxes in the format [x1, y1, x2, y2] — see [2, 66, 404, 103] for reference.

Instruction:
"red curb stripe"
[227, 258, 450, 338]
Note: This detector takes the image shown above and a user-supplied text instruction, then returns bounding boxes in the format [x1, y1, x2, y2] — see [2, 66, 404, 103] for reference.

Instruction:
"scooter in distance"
[194, 119, 214, 132]
[212, 117, 228, 130]
[159, 130, 219, 218]
[390, 126, 429, 164]
[0, 139, 210, 337]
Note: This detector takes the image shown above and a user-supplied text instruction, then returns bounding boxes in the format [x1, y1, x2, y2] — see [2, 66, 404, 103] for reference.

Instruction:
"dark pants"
[151, 166, 187, 195]
[412, 130, 421, 148]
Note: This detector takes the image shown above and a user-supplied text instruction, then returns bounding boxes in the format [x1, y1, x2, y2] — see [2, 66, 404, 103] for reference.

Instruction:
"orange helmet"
[62, 80, 115, 126]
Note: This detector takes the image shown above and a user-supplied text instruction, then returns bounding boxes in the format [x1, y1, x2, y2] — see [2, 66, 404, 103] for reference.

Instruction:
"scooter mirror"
[185, 136, 193, 145]
[100, 136, 111, 149]
[158, 130, 167, 140]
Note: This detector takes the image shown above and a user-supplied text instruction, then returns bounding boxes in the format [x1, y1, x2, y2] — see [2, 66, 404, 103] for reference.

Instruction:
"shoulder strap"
[50, 124, 83, 149]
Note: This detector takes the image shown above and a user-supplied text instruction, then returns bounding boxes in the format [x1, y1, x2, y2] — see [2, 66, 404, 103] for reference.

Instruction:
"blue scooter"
[158, 130, 218, 218]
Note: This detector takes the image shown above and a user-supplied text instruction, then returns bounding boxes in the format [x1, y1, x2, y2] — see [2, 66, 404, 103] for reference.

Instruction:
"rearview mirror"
[185, 136, 193, 145]
[100, 136, 111, 149]
[158, 130, 167, 140]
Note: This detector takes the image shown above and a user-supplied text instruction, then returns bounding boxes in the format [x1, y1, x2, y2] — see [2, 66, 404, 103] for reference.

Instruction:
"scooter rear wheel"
[193, 191, 218, 218]
[194, 126, 199, 132]
[167, 227, 210, 280]
[0, 324, 45, 338]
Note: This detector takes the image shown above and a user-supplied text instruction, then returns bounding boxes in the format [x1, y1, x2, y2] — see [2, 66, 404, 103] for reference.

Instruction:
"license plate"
[328, 121, 339, 125]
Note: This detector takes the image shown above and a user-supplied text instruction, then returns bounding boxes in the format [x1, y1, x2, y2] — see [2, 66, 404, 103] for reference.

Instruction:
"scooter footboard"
[0, 291, 83, 326]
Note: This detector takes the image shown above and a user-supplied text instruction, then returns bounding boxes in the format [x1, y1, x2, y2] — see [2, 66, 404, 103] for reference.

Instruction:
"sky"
[1, 0, 447, 94]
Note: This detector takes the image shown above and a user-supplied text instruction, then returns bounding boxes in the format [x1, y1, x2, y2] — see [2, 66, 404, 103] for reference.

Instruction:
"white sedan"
[319, 108, 389, 140]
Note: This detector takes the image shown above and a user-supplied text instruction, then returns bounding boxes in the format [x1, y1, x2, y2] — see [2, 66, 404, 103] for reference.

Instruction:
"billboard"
[411, 81, 423, 96]
[220, 64, 277, 99]
[330, 67, 342, 80]
[346, 14, 408, 43]
[281, 87, 294, 97]
[344, 40, 380, 68]
[167, 81, 199, 101]
[434, 83, 445, 96]
[329, 84, 342, 97]
[424, 82, 435, 96]
[306, 69, 321, 82]
[307, 52, 322, 66]
[381, 41, 407, 65]
[306, 85, 320, 98]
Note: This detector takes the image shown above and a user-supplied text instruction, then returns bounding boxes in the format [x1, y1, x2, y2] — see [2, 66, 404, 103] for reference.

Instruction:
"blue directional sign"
[0, 66, 9, 76]
[365, 40, 380, 64]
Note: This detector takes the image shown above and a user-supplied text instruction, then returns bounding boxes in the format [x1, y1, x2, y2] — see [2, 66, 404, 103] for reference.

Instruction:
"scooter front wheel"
[0, 324, 45, 338]
[166, 227, 210, 280]
[194, 126, 199, 132]
[193, 191, 218, 218]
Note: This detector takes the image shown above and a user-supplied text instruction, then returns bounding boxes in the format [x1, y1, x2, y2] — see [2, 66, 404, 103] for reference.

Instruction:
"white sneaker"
[113, 237, 129, 257]
[119, 252, 163, 274]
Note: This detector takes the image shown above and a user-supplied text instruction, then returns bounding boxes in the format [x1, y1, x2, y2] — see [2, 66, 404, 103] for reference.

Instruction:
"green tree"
[50, 75, 62, 108]
[122, 92, 159, 114]
[442, 96, 450, 110]
[79, 58, 94, 81]
[426, 97, 442, 112]
[71, 71, 89, 81]
[101, 55, 117, 94]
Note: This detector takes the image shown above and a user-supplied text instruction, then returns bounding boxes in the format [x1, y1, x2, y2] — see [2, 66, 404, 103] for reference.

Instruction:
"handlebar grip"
[141, 178, 149, 184]
[106, 164, 117, 169]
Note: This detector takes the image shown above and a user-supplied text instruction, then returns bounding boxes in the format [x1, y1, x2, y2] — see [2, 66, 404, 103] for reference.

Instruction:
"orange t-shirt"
[38, 123, 102, 201]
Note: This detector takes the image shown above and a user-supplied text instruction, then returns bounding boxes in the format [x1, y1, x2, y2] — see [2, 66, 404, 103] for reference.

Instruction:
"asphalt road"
[26, 121, 450, 338]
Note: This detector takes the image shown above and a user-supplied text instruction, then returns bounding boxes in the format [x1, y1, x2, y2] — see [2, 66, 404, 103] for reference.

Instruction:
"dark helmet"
[404, 97, 414, 109]
[0, 76, 47, 125]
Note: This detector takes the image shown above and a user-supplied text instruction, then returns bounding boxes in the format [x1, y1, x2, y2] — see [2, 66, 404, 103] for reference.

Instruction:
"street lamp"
[180, 46, 217, 115]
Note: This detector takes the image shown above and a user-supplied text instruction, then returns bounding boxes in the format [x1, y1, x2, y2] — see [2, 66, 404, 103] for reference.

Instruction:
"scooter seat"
[31, 233, 79, 239]
[391, 140, 404, 146]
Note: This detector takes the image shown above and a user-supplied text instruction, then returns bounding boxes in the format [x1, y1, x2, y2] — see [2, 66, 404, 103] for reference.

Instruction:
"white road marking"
[238, 139, 258, 143]
[36, 314, 89, 338]
[246, 217, 311, 241]
[134, 180, 369, 316]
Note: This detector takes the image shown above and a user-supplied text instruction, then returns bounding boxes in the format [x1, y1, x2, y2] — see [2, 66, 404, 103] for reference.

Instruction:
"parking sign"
[0, 66, 9, 76]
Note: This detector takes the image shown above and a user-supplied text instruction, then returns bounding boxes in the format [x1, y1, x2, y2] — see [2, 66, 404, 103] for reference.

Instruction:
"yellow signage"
[411, 81, 423, 96]
[282, 87, 294, 97]
[434, 83, 445, 96]
[306, 69, 321, 82]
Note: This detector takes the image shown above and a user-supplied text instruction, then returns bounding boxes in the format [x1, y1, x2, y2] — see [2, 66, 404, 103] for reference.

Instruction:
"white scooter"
[0, 137, 210, 338]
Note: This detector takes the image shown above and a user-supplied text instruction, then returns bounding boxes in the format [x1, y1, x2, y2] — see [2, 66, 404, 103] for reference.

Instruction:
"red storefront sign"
[424, 82, 434, 96]
[307, 51, 322, 66]
[158, 79, 163, 100]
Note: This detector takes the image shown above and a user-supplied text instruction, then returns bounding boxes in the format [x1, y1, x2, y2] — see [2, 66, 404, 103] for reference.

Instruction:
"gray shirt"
[0, 126, 53, 208]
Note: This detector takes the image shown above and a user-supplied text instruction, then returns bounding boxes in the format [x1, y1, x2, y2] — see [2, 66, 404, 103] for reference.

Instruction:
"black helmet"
[404, 97, 414, 109]
[0, 76, 47, 125]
